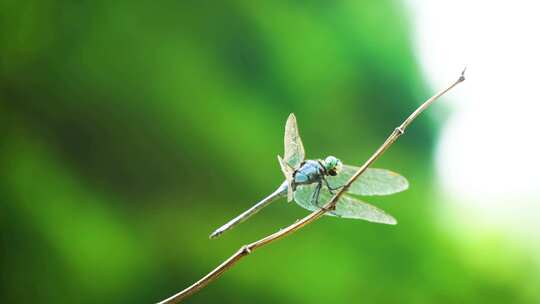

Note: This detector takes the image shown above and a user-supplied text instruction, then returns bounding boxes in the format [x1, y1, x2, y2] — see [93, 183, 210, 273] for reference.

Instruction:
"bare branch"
[157, 69, 466, 304]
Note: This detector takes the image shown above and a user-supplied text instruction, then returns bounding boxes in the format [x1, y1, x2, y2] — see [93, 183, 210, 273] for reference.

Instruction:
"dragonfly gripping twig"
[157, 68, 466, 304]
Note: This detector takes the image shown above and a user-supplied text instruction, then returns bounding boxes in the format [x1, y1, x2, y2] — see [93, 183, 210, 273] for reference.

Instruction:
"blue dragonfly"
[210, 114, 408, 239]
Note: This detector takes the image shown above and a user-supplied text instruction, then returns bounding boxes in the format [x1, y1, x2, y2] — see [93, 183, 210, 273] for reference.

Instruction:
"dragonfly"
[209, 113, 408, 239]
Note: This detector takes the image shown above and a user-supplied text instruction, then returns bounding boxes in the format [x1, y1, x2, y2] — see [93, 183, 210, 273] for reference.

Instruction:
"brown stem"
[157, 68, 466, 304]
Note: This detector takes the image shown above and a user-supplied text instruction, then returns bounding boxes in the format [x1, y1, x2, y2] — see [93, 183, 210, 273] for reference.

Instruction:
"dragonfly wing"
[293, 183, 397, 224]
[327, 165, 408, 196]
[293, 183, 327, 211]
[278, 155, 295, 202]
[283, 113, 305, 169]
[332, 195, 397, 224]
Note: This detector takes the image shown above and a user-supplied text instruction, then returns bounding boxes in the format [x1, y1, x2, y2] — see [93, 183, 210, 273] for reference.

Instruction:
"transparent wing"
[277, 155, 295, 202]
[326, 166, 408, 196]
[277, 155, 294, 178]
[283, 113, 305, 169]
[293, 183, 397, 224]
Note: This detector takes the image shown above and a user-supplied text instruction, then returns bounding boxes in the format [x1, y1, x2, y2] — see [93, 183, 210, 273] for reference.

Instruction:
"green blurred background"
[1, 0, 538, 303]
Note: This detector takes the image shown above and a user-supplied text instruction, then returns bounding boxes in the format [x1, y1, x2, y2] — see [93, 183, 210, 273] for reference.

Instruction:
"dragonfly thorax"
[292, 156, 342, 186]
[292, 160, 326, 185]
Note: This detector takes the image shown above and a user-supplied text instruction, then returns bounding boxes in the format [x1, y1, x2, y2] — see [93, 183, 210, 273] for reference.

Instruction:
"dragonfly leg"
[313, 181, 336, 212]
[309, 182, 322, 207]
[323, 177, 343, 194]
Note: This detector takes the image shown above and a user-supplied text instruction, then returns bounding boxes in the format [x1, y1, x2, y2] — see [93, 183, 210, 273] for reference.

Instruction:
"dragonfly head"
[323, 155, 343, 176]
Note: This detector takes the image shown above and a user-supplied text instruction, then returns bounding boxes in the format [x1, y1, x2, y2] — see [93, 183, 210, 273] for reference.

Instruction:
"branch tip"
[459, 66, 467, 82]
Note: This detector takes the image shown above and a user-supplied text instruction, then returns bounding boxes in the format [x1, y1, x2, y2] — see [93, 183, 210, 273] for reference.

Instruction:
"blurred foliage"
[1, 0, 538, 303]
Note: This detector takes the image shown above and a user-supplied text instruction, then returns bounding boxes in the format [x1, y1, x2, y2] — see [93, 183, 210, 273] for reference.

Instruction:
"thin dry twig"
[157, 69, 466, 304]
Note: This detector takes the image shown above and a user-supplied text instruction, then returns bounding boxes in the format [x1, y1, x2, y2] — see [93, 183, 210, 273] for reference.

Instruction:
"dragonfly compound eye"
[323, 156, 342, 173]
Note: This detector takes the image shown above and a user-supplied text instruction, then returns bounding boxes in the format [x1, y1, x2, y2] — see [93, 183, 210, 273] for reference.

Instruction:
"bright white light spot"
[407, 0, 540, 240]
